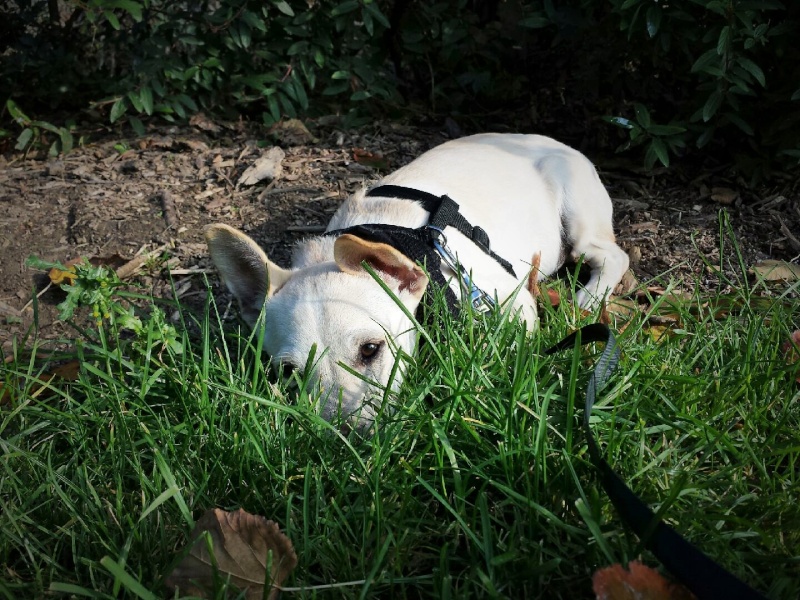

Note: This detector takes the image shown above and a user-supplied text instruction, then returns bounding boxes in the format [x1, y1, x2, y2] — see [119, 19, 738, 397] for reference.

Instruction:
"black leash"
[546, 324, 767, 600]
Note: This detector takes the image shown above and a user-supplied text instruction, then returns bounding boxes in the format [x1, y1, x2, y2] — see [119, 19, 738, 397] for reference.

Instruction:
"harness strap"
[326, 223, 461, 316]
[546, 324, 767, 600]
[366, 184, 516, 277]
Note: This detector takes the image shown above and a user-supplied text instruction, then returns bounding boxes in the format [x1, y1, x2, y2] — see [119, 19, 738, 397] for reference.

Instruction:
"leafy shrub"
[604, 0, 800, 174]
[1, 0, 798, 176]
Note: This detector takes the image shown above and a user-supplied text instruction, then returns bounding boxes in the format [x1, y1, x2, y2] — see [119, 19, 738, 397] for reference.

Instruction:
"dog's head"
[205, 224, 429, 432]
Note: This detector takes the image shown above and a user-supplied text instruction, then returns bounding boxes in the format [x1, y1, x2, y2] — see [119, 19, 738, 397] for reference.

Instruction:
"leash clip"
[426, 226, 496, 315]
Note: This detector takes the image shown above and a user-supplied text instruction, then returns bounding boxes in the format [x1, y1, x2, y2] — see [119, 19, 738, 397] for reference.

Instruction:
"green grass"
[1, 254, 799, 598]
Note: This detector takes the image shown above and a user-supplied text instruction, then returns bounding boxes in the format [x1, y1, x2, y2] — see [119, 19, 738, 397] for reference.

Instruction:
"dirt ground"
[1, 119, 799, 353]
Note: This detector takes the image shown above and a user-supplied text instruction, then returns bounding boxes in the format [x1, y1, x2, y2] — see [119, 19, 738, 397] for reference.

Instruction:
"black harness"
[327, 185, 517, 315]
[365, 185, 516, 277]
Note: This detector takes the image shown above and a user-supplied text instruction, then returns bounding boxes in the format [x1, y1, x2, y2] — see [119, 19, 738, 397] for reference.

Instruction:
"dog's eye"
[360, 342, 382, 362]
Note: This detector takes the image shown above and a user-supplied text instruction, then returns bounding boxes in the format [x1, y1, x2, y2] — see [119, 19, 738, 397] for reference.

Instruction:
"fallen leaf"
[710, 186, 738, 205]
[527, 252, 542, 298]
[238, 147, 286, 186]
[614, 270, 639, 296]
[1, 358, 80, 405]
[606, 297, 641, 320]
[115, 255, 148, 280]
[48, 265, 77, 286]
[750, 260, 800, 282]
[268, 118, 317, 145]
[352, 148, 390, 170]
[190, 112, 223, 134]
[593, 560, 695, 600]
[165, 508, 297, 600]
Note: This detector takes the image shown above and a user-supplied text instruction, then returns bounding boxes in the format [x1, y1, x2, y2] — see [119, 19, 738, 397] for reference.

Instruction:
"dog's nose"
[280, 362, 297, 379]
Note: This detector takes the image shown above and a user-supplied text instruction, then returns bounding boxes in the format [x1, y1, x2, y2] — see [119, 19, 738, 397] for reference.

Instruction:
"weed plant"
[1, 246, 798, 598]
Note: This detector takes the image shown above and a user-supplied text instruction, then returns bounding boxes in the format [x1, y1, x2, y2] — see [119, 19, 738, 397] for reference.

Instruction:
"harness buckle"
[426, 226, 497, 315]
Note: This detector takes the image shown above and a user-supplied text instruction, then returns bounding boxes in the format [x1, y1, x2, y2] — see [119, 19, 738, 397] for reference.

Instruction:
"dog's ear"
[205, 224, 292, 325]
[334, 233, 429, 301]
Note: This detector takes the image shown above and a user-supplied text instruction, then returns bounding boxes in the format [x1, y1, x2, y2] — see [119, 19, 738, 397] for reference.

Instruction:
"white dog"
[206, 133, 629, 430]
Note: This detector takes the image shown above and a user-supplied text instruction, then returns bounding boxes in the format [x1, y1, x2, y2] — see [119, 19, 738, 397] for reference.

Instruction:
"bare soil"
[1, 120, 798, 353]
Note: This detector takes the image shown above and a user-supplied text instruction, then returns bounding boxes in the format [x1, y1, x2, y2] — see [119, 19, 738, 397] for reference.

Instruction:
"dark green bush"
[1, 0, 798, 176]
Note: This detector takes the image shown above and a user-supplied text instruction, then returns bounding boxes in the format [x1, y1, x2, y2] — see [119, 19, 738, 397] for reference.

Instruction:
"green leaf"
[139, 87, 154, 115]
[292, 76, 308, 109]
[646, 124, 686, 136]
[696, 126, 716, 148]
[705, 1, 727, 17]
[272, 0, 295, 17]
[267, 94, 281, 122]
[650, 137, 669, 167]
[363, 8, 374, 36]
[129, 116, 146, 136]
[724, 112, 754, 135]
[323, 81, 350, 95]
[364, 2, 391, 28]
[127, 91, 144, 113]
[717, 25, 731, 55]
[30, 119, 60, 134]
[702, 89, 723, 122]
[15, 128, 33, 151]
[331, 1, 360, 17]
[736, 56, 765, 87]
[644, 141, 660, 170]
[110, 97, 128, 123]
[634, 103, 651, 128]
[106, 0, 143, 21]
[59, 128, 74, 154]
[27, 255, 68, 271]
[519, 15, 550, 29]
[241, 10, 266, 32]
[645, 5, 661, 38]
[691, 48, 719, 73]
[331, 70, 351, 80]
[176, 94, 198, 111]
[6, 99, 30, 125]
[104, 10, 121, 30]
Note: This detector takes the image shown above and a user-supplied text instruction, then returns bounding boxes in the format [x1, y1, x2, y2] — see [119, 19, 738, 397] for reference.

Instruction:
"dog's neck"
[291, 235, 336, 268]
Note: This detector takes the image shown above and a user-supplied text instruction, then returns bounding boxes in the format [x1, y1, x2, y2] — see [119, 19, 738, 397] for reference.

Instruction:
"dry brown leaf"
[352, 148, 390, 170]
[238, 147, 286, 186]
[115, 255, 148, 280]
[606, 297, 642, 320]
[190, 112, 223, 134]
[165, 508, 297, 600]
[1, 358, 80, 405]
[751, 260, 800, 282]
[268, 119, 317, 145]
[527, 252, 542, 298]
[614, 269, 639, 296]
[593, 560, 695, 600]
[710, 186, 738, 205]
[48, 265, 77, 286]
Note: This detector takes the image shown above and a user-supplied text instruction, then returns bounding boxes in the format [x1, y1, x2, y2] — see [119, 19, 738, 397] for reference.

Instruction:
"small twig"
[21, 282, 52, 313]
[262, 186, 319, 197]
[776, 215, 800, 253]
